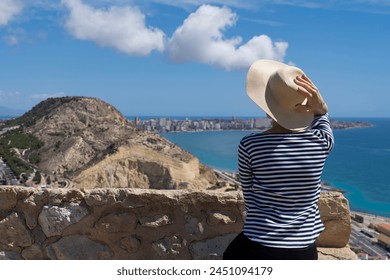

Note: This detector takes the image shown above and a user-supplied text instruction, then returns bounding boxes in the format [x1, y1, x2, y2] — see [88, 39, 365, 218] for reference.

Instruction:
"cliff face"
[5, 97, 218, 189]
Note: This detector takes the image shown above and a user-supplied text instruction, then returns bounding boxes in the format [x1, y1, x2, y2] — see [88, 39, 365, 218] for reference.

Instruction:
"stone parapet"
[0, 187, 354, 260]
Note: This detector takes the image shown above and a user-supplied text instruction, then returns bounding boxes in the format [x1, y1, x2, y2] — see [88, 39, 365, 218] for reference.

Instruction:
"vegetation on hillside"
[0, 129, 44, 176]
[4, 97, 81, 128]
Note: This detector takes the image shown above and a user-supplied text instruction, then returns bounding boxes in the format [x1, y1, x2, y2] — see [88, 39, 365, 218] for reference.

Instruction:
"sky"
[0, 0, 390, 118]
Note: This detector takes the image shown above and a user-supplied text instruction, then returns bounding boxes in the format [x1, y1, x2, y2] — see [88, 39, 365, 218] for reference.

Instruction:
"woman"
[223, 60, 334, 260]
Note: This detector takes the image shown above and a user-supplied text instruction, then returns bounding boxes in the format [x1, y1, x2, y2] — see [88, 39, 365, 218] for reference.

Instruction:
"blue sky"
[0, 0, 390, 117]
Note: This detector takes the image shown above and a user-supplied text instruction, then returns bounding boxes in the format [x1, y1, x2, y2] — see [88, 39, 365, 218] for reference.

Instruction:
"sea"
[2, 115, 390, 217]
[162, 118, 390, 218]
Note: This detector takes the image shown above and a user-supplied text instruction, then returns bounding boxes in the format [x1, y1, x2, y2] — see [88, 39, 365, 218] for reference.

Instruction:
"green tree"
[33, 171, 41, 184]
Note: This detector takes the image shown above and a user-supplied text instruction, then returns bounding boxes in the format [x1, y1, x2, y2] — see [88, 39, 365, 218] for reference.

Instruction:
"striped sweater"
[238, 114, 334, 248]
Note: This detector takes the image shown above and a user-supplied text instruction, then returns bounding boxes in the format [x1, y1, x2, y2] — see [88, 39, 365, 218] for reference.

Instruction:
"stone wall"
[0, 187, 355, 260]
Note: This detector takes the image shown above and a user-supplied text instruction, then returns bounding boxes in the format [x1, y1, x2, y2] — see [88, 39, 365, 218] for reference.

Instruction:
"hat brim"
[246, 60, 314, 131]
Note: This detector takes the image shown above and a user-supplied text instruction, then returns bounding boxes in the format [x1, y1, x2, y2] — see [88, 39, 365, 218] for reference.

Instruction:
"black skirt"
[223, 232, 318, 260]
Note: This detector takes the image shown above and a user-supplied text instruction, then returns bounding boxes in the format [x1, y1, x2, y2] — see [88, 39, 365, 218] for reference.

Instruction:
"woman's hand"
[294, 74, 328, 116]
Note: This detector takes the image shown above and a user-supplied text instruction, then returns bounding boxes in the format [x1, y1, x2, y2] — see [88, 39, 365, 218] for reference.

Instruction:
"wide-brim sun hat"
[246, 59, 314, 131]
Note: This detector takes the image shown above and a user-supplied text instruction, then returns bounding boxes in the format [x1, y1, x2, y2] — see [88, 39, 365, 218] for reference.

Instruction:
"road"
[213, 169, 240, 185]
[349, 222, 389, 258]
[0, 158, 17, 185]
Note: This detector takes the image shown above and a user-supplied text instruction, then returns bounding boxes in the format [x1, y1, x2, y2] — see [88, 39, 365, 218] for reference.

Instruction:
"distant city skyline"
[1, 0, 390, 117]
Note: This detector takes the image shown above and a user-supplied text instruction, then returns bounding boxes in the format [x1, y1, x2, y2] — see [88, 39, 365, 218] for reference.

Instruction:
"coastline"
[321, 182, 346, 193]
[162, 121, 390, 220]
[160, 123, 373, 134]
[135, 116, 373, 134]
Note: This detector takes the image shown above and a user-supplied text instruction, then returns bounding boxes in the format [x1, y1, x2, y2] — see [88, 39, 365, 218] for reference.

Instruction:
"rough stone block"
[207, 212, 236, 226]
[0, 251, 22, 260]
[38, 203, 89, 237]
[140, 214, 172, 228]
[317, 192, 351, 248]
[318, 247, 358, 260]
[84, 190, 116, 206]
[120, 236, 141, 253]
[21, 244, 46, 260]
[95, 212, 137, 233]
[46, 235, 112, 260]
[185, 215, 204, 236]
[0, 188, 18, 211]
[189, 233, 237, 260]
[152, 235, 185, 258]
[0, 212, 33, 250]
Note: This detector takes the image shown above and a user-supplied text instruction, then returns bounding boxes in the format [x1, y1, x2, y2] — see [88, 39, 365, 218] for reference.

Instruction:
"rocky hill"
[1, 97, 218, 189]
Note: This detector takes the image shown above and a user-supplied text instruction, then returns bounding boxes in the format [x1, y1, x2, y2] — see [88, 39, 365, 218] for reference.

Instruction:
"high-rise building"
[134, 117, 139, 127]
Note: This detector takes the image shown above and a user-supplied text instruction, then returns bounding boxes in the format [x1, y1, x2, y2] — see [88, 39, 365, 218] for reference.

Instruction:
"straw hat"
[246, 59, 314, 131]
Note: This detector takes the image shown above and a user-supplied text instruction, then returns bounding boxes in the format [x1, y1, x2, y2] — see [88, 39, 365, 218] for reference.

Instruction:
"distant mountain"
[0, 106, 25, 116]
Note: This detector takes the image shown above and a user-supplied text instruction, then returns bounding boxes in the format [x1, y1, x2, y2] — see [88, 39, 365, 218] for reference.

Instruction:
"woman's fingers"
[294, 76, 313, 98]
[296, 86, 312, 98]
[295, 75, 317, 92]
[302, 74, 314, 85]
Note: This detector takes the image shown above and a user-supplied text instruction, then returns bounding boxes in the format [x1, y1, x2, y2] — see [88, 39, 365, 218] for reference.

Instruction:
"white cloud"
[0, 0, 23, 26]
[62, 0, 166, 56]
[166, 5, 288, 70]
[30, 92, 66, 100]
[59, 1, 289, 69]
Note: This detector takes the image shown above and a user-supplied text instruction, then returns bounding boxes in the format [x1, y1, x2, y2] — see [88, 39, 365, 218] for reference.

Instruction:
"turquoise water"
[3, 114, 389, 217]
[162, 118, 390, 218]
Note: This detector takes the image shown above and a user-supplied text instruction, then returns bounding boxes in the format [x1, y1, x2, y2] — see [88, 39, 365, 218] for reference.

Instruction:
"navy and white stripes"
[238, 114, 334, 248]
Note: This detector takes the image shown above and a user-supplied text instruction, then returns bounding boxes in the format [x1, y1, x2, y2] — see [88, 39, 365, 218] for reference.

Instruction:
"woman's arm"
[294, 74, 334, 151]
[238, 140, 253, 199]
